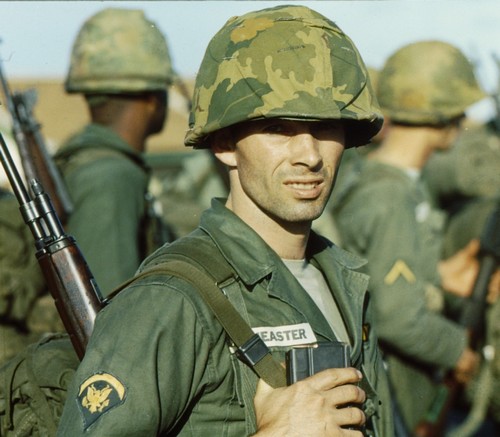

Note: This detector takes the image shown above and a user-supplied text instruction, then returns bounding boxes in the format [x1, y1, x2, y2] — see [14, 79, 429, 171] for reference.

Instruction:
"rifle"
[0, 50, 73, 223]
[0, 131, 104, 359]
[414, 203, 500, 437]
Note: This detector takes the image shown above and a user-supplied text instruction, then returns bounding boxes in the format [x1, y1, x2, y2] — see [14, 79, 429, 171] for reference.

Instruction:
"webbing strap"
[25, 343, 58, 435]
[110, 246, 286, 388]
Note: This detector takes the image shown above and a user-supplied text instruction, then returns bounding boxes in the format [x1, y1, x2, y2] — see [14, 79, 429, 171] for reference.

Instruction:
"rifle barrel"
[1, 131, 104, 359]
[0, 132, 31, 204]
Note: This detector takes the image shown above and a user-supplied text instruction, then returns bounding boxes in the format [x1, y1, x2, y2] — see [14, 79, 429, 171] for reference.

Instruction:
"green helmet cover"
[65, 8, 175, 94]
[377, 40, 486, 125]
[185, 4, 383, 149]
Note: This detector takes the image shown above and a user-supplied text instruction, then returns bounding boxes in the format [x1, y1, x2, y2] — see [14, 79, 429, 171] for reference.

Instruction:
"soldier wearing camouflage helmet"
[421, 56, 500, 436]
[54, 7, 176, 295]
[57, 5, 394, 436]
[331, 40, 499, 433]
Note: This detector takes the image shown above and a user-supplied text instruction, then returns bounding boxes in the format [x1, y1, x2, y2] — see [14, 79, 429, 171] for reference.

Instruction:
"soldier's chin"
[286, 209, 325, 224]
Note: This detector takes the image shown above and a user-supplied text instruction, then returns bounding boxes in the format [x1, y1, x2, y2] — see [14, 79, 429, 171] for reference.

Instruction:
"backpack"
[0, 333, 79, 437]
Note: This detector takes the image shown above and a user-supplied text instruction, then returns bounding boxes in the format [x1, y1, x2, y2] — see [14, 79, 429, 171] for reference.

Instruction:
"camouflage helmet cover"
[185, 4, 383, 149]
[377, 40, 486, 125]
[65, 8, 176, 94]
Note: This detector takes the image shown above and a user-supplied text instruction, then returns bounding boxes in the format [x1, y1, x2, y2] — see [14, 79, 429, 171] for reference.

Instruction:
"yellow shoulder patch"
[77, 372, 126, 430]
[384, 260, 416, 285]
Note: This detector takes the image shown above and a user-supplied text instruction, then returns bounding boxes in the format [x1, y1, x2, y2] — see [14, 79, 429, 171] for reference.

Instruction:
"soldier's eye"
[313, 122, 335, 134]
[263, 122, 292, 135]
[311, 122, 344, 140]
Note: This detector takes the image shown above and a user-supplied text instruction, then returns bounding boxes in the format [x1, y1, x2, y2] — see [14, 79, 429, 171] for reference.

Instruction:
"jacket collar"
[200, 199, 369, 356]
[55, 123, 147, 168]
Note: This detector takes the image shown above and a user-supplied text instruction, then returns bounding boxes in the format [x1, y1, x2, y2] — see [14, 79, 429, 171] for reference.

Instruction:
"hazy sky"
[1, 1, 500, 118]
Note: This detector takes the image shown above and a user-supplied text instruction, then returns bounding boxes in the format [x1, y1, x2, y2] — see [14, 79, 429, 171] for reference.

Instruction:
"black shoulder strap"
[109, 237, 286, 388]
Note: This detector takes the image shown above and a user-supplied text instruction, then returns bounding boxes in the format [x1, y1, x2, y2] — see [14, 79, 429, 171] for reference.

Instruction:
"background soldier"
[422, 62, 500, 436]
[331, 40, 493, 434]
[0, 8, 178, 435]
[54, 7, 176, 295]
[424, 115, 500, 257]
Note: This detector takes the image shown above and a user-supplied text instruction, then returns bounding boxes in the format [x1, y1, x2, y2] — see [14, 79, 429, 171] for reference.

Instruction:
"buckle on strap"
[236, 334, 269, 366]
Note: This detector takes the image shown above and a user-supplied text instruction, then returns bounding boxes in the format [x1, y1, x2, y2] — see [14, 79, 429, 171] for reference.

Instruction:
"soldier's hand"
[453, 347, 480, 384]
[439, 239, 480, 298]
[486, 268, 500, 304]
[252, 367, 366, 436]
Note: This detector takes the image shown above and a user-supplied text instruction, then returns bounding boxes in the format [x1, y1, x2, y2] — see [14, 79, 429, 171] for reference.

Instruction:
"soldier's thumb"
[465, 238, 481, 257]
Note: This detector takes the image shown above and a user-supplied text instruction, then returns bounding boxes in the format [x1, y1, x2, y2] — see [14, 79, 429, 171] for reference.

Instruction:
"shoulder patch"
[77, 372, 126, 430]
[384, 260, 416, 285]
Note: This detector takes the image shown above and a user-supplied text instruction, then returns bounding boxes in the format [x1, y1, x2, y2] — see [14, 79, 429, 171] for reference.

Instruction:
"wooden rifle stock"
[0, 132, 104, 359]
[414, 204, 500, 437]
[0, 52, 73, 223]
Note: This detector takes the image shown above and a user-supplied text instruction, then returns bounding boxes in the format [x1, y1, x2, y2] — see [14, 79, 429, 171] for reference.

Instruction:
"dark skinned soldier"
[54, 8, 175, 296]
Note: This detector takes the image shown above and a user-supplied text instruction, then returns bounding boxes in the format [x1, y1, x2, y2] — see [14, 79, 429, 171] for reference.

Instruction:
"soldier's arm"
[57, 278, 213, 436]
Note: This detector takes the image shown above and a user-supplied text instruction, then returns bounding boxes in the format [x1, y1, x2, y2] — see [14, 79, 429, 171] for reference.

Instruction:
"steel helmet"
[367, 67, 380, 93]
[377, 40, 486, 125]
[65, 8, 175, 94]
[185, 4, 383, 149]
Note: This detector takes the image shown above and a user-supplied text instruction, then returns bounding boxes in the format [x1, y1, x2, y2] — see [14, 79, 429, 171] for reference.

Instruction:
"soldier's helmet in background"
[65, 8, 176, 94]
[377, 40, 485, 125]
[185, 4, 383, 150]
[367, 67, 380, 93]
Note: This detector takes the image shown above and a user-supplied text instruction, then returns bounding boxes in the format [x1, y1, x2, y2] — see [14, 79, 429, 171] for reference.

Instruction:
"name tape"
[253, 323, 317, 347]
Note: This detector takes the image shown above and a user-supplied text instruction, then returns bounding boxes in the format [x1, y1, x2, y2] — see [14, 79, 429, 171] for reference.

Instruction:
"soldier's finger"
[326, 405, 366, 435]
[304, 367, 363, 391]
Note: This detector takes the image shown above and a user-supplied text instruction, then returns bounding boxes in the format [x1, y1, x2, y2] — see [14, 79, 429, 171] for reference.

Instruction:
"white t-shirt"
[283, 258, 350, 345]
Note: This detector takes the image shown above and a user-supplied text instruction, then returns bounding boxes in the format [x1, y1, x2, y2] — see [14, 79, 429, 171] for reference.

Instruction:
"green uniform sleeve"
[57, 276, 221, 436]
[65, 156, 147, 295]
[338, 180, 467, 369]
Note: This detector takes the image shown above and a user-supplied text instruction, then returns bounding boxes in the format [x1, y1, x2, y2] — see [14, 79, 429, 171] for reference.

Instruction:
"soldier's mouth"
[285, 179, 324, 199]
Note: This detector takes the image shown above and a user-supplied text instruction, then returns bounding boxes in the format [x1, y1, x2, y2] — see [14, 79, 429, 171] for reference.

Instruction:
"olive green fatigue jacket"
[424, 122, 500, 201]
[57, 199, 394, 436]
[55, 124, 151, 296]
[332, 159, 468, 430]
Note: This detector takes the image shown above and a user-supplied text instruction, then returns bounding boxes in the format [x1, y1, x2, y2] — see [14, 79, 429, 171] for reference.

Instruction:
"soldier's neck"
[368, 125, 435, 170]
[225, 194, 310, 260]
[110, 117, 148, 153]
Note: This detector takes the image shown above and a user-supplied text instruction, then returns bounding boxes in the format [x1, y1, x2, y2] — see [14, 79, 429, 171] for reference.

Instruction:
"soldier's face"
[149, 91, 168, 135]
[216, 119, 345, 227]
[434, 115, 464, 150]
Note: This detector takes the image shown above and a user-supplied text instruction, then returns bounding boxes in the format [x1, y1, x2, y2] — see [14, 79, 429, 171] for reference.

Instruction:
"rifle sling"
[109, 238, 287, 388]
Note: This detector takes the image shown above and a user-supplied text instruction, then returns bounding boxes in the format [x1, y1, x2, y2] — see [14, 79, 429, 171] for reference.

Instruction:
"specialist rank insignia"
[77, 373, 126, 430]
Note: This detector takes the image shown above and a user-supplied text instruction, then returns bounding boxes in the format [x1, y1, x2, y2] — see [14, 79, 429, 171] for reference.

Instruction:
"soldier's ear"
[143, 91, 165, 119]
[211, 129, 237, 167]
